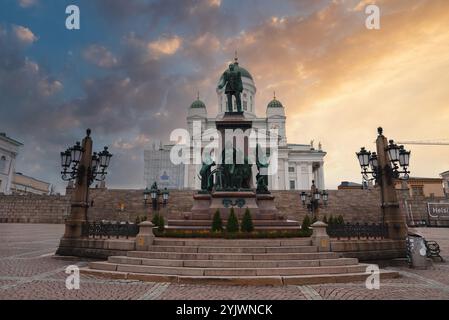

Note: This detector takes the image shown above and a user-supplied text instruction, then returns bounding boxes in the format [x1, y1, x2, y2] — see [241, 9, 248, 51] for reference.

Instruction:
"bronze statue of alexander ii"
[217, 60, 243, 113]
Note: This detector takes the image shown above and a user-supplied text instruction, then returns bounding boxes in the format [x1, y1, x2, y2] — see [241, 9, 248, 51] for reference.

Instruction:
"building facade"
[440, 170, 449, 198]
[10, 172, 51, 195]
[395, 177, 445, 198]
[144, 143, 185, 189]
[144, 59, 326, 190]
[0, 133, 23, 195]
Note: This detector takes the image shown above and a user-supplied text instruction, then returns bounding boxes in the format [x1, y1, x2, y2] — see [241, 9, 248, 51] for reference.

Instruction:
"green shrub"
[158, 215, 165, 232]
[301, 215, 311, 231]
[152, 213, 165, 232]
[241, 208, 254, 232]
[337, 215, 344, 225]
[322, 215, 328, 224]
[311, 215, 318, 224]
[328, 215, 335, 225]
[211, 210, 223, 232]
[226, 208, 239, 233]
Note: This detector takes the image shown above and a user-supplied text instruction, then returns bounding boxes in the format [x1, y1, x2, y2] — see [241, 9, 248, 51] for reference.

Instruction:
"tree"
[211, 210, 223, 232]
[337, 215, 344, 225]
[311, 215, 318, 224]
[241, 208, 254, 232]
[301, 215, 311, 231]
[328, 215, 335, 225]
[226, 208, 239, 233]
[322, 215, 328, 224]
[152, 213, 165, 232]
[157, 215, 165, 232]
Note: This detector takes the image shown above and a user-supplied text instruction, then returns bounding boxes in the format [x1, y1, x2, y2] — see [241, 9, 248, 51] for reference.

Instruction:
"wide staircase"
[166, 218, 301, 232]
[83, 237, 399, 285]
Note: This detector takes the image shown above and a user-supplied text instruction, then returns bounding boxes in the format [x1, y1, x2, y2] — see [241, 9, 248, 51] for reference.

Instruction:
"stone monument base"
[167, 190, 300, 231]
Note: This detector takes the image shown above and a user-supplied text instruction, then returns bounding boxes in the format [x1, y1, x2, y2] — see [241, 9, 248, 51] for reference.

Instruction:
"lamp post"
[162, 188, 169, 208]
[356, 127, 410, 240]
[150, 182, 160, 211]
[143, 188, 150, 206]
[59, 129, 112, 239]
[300, 180, 328, 220]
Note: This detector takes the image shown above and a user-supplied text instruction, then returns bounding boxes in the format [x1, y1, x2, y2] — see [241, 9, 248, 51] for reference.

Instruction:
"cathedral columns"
[296, 162, 302, 190]
[317, 162, 325, 190]
[284, 160, 289, 190]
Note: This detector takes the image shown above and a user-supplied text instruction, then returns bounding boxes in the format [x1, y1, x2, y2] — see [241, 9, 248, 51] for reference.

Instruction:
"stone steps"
[89, 261, 368, 277]
[126, 250, 340, 261]
[85, 237, 400, 286]
[165, 225, 302, 231]
[81, 268, 399, 286]
[167, 219, 300, 227]
[107, 256, 359, 268]
[153, 238, 312, 247]
[141, 245, 318, 254]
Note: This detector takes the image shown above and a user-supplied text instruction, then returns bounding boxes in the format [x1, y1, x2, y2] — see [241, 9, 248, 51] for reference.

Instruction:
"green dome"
[190, 99, 206, 109]
[267, 98, 283, 108]
[237, 66, 253, 80]
[219, 65, 253, 81]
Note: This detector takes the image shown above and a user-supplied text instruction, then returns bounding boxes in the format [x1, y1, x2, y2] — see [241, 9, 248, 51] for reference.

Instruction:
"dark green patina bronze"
[217, 63, 243, 113]
[256, 144, 269, 194]
[199, 154, 215, 192]
[222, 198, 246, 208]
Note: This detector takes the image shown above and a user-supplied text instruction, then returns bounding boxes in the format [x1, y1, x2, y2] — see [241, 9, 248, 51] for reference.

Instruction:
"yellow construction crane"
[395, 140, 449, 146]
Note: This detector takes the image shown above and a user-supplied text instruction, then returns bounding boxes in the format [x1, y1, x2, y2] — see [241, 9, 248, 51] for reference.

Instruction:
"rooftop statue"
[217, 62, 243, 113]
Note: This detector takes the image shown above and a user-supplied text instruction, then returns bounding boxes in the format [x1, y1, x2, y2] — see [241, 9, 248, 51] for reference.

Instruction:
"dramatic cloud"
[83, 45, 118, 68]
[18, 0, 38, 8]
[12, 25, 37, 44]
[1, 0, 448, 193]
[148, 35, 182, 58]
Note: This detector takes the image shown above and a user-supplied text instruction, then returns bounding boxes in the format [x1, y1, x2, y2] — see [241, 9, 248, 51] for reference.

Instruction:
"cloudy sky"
[1, 0, 448, 193]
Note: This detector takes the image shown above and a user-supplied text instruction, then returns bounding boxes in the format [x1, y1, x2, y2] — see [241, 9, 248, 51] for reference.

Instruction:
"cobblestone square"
[1, 224, 448, 300]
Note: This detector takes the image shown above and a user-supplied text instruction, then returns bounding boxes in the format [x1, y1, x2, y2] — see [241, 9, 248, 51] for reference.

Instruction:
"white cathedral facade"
[144, 60, 326, 191]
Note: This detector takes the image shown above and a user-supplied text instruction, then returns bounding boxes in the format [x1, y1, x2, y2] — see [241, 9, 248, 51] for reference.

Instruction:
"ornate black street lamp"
[146, 183, 170, 211]
[60, 131, 112, 186]
[57, 129, 113, 240]
[355, 127, 410, 240]
[357, 133, 410, 183]
[143, 187, 150, 206]
[300, 180, 328, 219]
[150, 182, 159, 211]
[162, 188, 170, 208]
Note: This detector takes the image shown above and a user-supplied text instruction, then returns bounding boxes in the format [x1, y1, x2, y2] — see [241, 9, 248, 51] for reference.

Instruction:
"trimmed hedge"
[226, 208, 239, 233]
[211, 209, 223, 232]
[151, 213, 165, 232]
[241, 208, 254, 232]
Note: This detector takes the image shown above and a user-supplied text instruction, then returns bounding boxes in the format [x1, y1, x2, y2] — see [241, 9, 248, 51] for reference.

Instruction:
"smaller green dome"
[267, 98, 283, 108]
[190, 99, 206, 109]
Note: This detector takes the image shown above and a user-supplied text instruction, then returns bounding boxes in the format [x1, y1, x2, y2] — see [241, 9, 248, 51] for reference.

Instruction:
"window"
[0, 156, 6, 174]
[289, 180, 296, 190]
[288, 167, 295, 173]
[411, 186, 424, 197]
[243, 101, 247, 111]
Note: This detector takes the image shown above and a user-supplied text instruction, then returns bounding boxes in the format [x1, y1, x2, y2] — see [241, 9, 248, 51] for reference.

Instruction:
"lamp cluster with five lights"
[60, 129, 113, 185]
[356, 129, 410, 183]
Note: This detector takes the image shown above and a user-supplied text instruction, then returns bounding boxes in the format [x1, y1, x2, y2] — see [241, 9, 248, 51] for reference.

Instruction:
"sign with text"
[427, 203, 449, 218]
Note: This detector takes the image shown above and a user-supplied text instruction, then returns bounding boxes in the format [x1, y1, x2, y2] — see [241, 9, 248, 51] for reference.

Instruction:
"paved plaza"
[0, 224, 448, 300]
